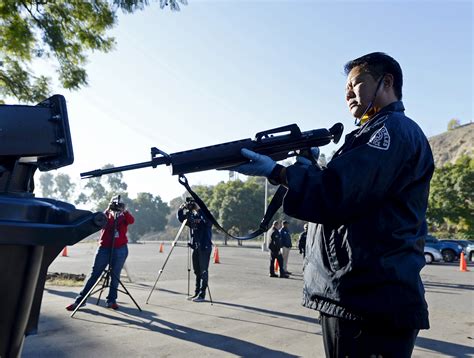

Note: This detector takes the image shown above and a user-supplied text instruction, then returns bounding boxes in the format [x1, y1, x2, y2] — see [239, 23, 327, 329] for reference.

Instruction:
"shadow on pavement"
[212, 300, 318, 325]
[423, 281, 474, 292]
[72, 307, 300, 357]
[144, 301, 318, 336]
[415, 336, 474, 358]
[45, 288, 77, 300]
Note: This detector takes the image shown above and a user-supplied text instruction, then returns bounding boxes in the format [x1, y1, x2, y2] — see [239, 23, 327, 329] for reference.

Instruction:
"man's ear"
[383, 73, 394, 88]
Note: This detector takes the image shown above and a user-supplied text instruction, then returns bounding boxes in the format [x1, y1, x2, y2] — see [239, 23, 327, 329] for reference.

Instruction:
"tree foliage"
[166, 176, 306, 244]
[127, 192, 170, 242]
[73, 165, 170, 242]
[38, 172, 54, 197]
[75, 163, 128, 210]
[166, 196, 184, 228]
[0, 0, 187, 103]
[38, 171, 75, 201]
[427, 154, 474, 239]
[54, 173, 76, 201]
[38, 169, 310, 243]
[447, 118, 461, 131]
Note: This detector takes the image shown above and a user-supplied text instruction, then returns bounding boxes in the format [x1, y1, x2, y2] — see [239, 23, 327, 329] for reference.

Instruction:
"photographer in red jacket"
[66, 196, 134, 311]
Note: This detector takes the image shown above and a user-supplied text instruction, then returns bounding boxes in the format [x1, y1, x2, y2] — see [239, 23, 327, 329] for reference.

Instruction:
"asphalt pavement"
[22, 242, 474, 357]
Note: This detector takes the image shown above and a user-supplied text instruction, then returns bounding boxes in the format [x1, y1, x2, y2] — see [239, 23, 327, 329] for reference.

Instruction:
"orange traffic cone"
[213, 246, 220, 264]
[159, 242, 164, 253]
[274, 259, 279, 273]
[460, 252, 469, 272]
[61, 246, 68, 257]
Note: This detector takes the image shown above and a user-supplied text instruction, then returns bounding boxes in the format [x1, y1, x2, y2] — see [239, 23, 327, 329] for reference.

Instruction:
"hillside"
[428, 123, 474, 167]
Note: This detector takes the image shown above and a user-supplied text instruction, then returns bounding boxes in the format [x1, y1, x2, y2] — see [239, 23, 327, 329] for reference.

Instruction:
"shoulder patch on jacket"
[367, 126, 390, 150]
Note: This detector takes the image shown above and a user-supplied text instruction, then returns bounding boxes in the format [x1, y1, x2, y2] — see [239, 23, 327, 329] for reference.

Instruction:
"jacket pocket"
[323, 225, 350, 272]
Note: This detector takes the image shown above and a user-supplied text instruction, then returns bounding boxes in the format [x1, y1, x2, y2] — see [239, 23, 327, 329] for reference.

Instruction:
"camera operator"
[177, 199, 213, 302]
[66, 196, 135, 311]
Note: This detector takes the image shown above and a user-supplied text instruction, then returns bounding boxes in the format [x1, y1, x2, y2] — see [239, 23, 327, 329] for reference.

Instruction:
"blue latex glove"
[296, 147, 320, 166]
[229, 148, 277, 177]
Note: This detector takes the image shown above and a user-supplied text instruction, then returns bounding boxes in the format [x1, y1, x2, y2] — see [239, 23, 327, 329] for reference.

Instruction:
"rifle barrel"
[80, 157, 168, 178]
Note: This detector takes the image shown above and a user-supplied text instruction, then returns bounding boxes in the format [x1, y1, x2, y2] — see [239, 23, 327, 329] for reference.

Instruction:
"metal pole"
[262, 179, 269, 252]
[146, 219, 187, 304]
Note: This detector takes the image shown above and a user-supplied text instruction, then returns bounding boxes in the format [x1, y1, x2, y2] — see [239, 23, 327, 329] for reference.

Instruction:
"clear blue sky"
[39, 0, 473, 204]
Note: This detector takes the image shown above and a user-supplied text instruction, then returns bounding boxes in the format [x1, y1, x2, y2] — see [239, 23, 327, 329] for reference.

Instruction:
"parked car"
[464, 242, 474, 262]
[440, 239, 471, 250]
[424, 246, 443, 264]
[424, 235, 463, 262]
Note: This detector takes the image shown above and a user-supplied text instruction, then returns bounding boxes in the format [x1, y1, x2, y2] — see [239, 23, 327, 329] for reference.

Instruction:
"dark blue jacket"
[177, 208, 212, 250]
[283, 102, 433, 329]
[280, 227, 292, 248]
[269, 227, 282, 255]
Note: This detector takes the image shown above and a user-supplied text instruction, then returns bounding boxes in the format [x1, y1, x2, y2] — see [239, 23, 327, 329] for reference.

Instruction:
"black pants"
[320, 313, 419, 358]
[270, 252, 284, 276]
[192, 247, 211, 298]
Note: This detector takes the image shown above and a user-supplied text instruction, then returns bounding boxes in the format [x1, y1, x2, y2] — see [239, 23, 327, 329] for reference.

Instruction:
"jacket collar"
[357, 101, 404, 133]
[376, 100, 405, 116]
[334, 101, 405, 158]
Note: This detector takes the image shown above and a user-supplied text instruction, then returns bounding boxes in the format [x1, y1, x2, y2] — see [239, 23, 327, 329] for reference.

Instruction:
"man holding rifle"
[230, 52, 434, 357]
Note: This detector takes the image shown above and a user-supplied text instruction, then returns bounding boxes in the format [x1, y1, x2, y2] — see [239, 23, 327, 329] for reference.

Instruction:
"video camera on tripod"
[181, 197, 199, 230]
[184, 197, 197, 211]
[108, 195, 125, 212]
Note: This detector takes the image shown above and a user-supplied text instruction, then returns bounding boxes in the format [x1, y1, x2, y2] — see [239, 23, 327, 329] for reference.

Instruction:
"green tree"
[76, 163, 128, 210]
[38, 172, 54, 197]
[128, 192, 170, 242]
[54, 173, 76, 201]
[427, 154, 474, 239]
[447, 118, 461, 131]
[217, 180, 263, 236]
[166, 196, 184, 228]
[163, 177, 307, 244]
[104, 165, 128, 193]
[0, 0, 186, 103]
[38, 171, 75, 201]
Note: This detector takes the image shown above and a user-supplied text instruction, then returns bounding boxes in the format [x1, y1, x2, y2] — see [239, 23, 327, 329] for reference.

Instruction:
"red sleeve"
[124, 210, 135, 224]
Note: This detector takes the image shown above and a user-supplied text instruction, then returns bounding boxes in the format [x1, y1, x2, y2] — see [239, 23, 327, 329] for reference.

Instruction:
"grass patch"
[46, 272, 85, 287]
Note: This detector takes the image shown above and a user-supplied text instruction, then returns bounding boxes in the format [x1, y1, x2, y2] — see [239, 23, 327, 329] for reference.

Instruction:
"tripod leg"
[146, 219, 188, 304]
[122, 262, 133, 283]
[96, 269, 109, 305]
[187, 242, 191, 297]
[110, 270, 142, 311]
[207, 285, 213, 305]
[70, 269, 108, 318]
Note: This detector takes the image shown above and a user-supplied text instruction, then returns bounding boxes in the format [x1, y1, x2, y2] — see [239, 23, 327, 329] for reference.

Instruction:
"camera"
[180, 197, 199, 229]
[109, 195, 125, 212]
[184, 197, 197, 211]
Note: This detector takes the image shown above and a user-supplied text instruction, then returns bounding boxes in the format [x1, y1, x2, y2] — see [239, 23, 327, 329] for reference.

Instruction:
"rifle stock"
[80, 123, 343, 179]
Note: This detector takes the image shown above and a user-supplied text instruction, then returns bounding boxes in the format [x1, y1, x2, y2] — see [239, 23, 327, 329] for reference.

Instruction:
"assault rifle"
[80, 123, 343, 179]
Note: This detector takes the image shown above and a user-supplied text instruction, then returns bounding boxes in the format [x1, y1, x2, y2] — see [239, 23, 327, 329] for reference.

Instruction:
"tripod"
[71, 210, 142, 317]
[146, 218, 213, 305]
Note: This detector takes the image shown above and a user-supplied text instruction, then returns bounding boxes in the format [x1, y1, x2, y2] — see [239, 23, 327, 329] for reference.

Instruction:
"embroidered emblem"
[367, 126, 390, 150]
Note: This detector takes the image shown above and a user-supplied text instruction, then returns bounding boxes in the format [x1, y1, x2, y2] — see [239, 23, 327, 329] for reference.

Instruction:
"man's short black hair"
[344, 52, 403, 100]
